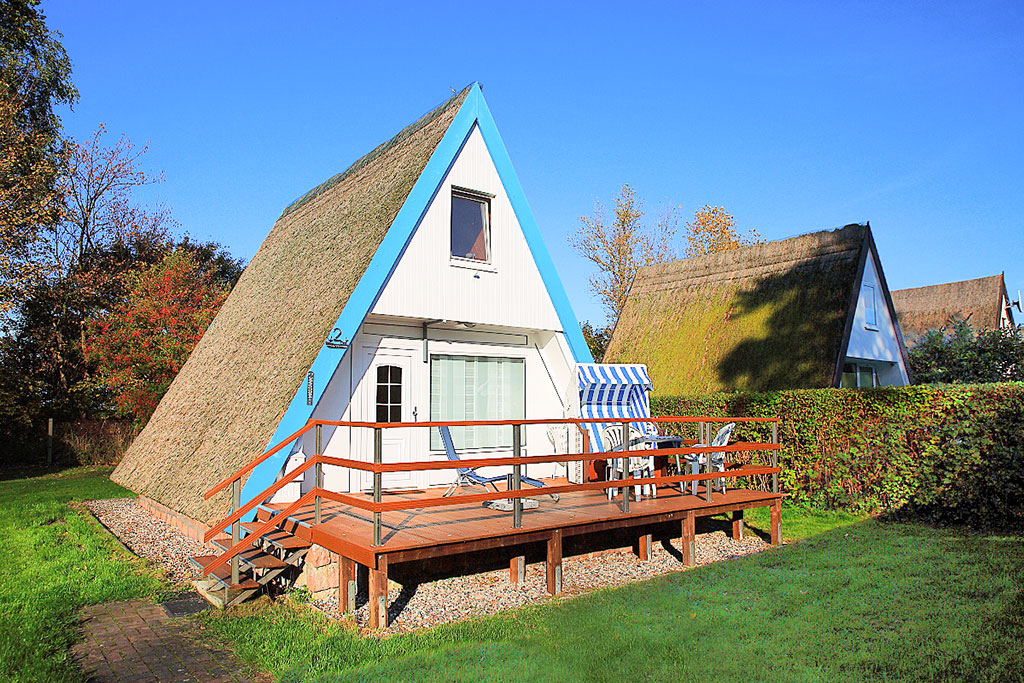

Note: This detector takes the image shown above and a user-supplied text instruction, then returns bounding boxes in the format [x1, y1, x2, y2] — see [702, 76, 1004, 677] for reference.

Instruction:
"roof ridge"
[891, 273, 1004, 295]
[638, 224, 867, 283]
[281, 84, 473, 218]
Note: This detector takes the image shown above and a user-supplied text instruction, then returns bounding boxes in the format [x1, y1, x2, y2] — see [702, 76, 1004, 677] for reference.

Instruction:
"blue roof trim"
[238, 84, 591, 514]
[472, 94, 594, 364]
[238, 87, 481, 513]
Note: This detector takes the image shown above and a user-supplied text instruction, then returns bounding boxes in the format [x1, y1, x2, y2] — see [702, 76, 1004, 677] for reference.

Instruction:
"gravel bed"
[85, 498, 218, 584]
[86, 497, 771, 633]
[313, 529, 769, 634]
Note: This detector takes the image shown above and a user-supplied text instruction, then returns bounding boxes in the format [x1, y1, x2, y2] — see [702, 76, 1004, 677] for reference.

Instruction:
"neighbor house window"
[863, 284, 877, 329]
[451, 189, 490, 262]
[430, 355, 524, 450]
[375, 365, 402, 423]
[841, 362, 877, 388]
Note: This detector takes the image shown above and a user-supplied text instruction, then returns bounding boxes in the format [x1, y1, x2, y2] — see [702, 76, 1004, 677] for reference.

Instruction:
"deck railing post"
[620, 421, 629, 514]
[373, 427, 382, 547]
[705, 443, 713, 503]
[771, 422, 779, 494]
[314, 424, 323, 524]
[512, 424, 522, 529]
[230, 478, 240, 585]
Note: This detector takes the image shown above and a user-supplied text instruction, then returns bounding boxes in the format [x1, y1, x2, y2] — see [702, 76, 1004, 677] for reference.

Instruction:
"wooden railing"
[200, 416, 780, 577]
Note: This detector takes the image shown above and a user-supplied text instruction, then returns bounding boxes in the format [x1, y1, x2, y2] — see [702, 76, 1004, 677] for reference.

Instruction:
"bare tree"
[568, 184, 677, 323]
[52, 123, 171, 276]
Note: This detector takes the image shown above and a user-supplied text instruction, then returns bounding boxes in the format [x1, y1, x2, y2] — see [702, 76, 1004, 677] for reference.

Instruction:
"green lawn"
[0, 468, 167, 683]
[197, 510, 1024, 683]
[1, 468, 1021, 683]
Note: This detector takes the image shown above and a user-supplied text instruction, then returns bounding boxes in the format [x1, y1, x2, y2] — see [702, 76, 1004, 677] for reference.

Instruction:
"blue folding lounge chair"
[438, 426, 558, 501]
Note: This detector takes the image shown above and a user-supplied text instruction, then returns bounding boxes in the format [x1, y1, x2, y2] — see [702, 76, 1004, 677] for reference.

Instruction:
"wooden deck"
[198, 416, 784, 628]
[266, 480, 784, 627]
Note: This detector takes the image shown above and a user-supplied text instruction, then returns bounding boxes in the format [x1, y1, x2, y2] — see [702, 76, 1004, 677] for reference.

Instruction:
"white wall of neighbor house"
[843, 249, 909, 386]
[371, 124, 562, 331]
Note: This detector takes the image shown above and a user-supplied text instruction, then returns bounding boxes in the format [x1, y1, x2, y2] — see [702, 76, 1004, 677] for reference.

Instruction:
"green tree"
[909, 319, 1024, 384]
[580, 321, 611, 362]
[0, 0, 77, 318]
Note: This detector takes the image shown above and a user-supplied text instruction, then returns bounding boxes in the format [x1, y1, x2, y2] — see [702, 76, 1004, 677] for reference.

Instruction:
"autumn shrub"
[84, 250, 228, 422]
[652, 383, 1024, 529]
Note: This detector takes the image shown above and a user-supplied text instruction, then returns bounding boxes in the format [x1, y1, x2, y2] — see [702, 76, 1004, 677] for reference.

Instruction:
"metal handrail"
[200, 415, 782, 570]
[205, 416, 779, 498]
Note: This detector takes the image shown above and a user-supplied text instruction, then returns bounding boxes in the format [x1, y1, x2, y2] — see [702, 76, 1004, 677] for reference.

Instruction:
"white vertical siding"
[371, 126, 562, 331]
[844, 248, 910, 386]
[284, 323, 576, 494]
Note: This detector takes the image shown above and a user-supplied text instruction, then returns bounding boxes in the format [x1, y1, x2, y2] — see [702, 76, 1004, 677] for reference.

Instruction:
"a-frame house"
[112, 83, 593, 529]
[604, 224, 911, 393]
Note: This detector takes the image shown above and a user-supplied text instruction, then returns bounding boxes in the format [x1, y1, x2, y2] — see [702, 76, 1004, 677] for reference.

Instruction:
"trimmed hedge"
[652, 383, 1024, 529]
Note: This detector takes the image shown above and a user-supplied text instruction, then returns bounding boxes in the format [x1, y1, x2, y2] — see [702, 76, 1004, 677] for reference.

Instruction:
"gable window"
[451, 189, 490, 262]
[375, 365, 402, 423]
[430, 355, 524, 450]
[863, 284, 877, 329]
[841, 362, 877, 388]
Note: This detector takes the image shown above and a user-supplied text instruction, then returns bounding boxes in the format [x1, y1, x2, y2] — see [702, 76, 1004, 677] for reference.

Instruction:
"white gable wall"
[844, 248, 909, 386]
[271, 124, 579, 498]
[372, 125, 562, 330]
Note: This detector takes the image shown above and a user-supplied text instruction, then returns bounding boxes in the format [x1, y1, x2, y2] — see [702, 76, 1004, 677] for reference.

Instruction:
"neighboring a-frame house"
[892, 274, 1017, 346]
[603, 224, 911, 394]
[112, 84, 593, 530]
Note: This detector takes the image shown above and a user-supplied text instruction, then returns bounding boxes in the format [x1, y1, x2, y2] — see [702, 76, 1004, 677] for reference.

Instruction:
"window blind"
[430, 355, 525, 450]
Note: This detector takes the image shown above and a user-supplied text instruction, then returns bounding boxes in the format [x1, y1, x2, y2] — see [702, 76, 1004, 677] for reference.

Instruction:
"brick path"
[72, 600, 268, 683]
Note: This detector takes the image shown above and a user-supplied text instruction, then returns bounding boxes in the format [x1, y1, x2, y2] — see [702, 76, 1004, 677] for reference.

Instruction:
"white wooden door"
[355, 345, 422, 491]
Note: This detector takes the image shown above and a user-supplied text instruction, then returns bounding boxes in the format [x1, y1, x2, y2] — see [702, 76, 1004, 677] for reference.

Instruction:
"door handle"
[412, 406, 418, 421]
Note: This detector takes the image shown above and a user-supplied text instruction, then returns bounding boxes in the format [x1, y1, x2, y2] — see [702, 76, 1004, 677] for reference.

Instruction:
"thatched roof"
[112, 87, 470, 523]
[604, 224, 870, 394]
[892, 274, 1010, 343]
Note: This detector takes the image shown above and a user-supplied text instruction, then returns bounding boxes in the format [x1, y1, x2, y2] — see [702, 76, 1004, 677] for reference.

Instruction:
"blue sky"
[46, 1, 1024, 325]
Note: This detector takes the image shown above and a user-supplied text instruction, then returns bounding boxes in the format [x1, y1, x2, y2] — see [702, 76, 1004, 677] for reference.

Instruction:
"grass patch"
[741, 504, 861, 540]
[0, 467, 167, 683]
[198, 511, 1024, 682]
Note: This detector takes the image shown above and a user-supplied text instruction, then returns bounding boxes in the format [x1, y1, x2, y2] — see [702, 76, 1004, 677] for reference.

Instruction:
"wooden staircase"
[189, 506, 312, 607]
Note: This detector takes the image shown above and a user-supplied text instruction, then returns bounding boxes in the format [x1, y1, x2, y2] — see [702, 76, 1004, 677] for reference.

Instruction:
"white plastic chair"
[601, 425, 657, 500]
[677, 422, 735, 496]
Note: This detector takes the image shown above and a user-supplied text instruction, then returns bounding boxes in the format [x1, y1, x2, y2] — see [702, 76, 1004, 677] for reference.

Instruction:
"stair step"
[210, 536, 232, 552]
[189, 556, 259, 590]
[238, 523, 311, 550]
[262, 529, 313, 550]
[241, 550, 287, 570]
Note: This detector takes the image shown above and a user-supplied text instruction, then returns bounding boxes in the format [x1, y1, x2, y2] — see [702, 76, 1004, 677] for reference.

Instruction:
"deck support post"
[771, 422, 779, 495]
[546, 529, 562, 595]
[230, 479, 241, 585]
[637, 532, 652, 561]
[731, 509, 744, 540]
[620, 421, 630, 514]
[339, 556, 357, 614]
[373, 427, 382, 547]
[368, 554, 389, 629]
[681, 511, 695, 567]
[770, 500, 782, 546]
[510, 555, 525, 584]
[314, 425, 323, 524]
[512, 424, 522, 529]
